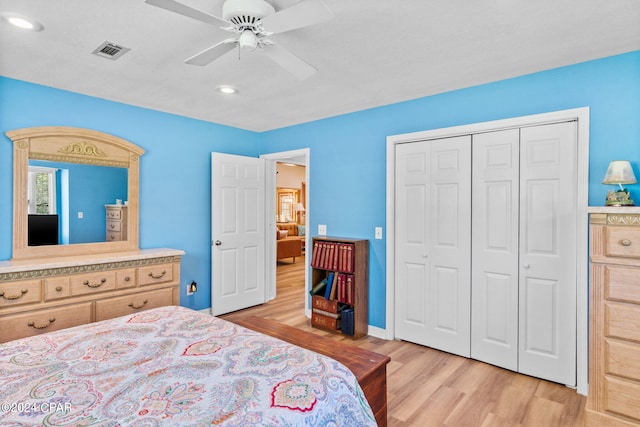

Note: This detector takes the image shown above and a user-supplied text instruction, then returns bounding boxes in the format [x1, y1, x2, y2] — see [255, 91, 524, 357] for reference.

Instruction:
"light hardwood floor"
[221, 255, 587, 427]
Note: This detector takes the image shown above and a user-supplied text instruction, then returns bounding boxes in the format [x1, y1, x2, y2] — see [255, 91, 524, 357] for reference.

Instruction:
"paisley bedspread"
[0, 306, 376, 426]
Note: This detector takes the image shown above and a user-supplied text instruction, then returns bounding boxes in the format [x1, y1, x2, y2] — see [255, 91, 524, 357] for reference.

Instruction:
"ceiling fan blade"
[261, 0, 333, 34]
[185, 39, 238, 66]
[264, 43, 317, 80]
[145, 0, 228, 27]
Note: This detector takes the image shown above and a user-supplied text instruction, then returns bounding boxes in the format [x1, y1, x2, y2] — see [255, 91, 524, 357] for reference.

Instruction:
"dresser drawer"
[106, 220, 122, 232]
[606, 339, 640, 381]
[116, 268, 137, 289]
[70, 271, 117, 295]
[0, 279, 41, 307]
[106, 231, 123, 241]
[44, 276, 71, 301]
[605, 303, 640, 343]
[605, 227, 640, 259]
[94, 288, 174, 321]
[604, 376, 640, 421]
[605, 265, 640, 304]
[106, 208, 122, 220]
[138, 263, 174, 286]
[0, 302, 92, 343]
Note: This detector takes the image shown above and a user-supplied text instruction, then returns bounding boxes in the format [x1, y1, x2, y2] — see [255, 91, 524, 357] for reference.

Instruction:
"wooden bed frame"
[234, 316, 390, 427]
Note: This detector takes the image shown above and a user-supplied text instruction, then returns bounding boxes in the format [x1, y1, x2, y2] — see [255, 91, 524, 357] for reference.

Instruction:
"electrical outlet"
[77, 211, 83, 219]
[375, 227, 383, 239]
[318, 224, 327, 235]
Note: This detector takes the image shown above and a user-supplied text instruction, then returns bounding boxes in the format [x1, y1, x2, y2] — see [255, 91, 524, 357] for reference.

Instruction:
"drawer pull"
[0, 289, 28, 300]
[129, 299, 148, 309]
[27, 318, 56, 329]
[55, 286, 62, 292]
[83, 278, 107, 288]
[124, 276, 131, 282]
[148, 270, 167, 279]
[620, 239, 632, 247]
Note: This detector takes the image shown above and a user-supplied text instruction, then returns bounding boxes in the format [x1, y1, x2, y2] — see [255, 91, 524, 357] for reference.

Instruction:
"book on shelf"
[311, 241, 355, 272]
[312, 308, 341, 319]
[336, 273, 355, 305]
[329, 272, 339, 300]
[309, 278, 328, 296]
[341, 307, 354, 336]
[323, 272, 335, 299]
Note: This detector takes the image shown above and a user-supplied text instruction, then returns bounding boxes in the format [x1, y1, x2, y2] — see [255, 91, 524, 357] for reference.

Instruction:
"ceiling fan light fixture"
[238, 29, 258, 50]
[1, 12, 44, 31]
[217, 85, 238, 94]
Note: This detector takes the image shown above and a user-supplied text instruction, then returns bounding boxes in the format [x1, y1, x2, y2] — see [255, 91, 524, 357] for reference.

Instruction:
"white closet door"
[395, 140, 430, 345]
[518, 122, 577, 386]
[471, 129, 520, 370]
[395, 136, 471, 357]
[428, 137, 472, 357]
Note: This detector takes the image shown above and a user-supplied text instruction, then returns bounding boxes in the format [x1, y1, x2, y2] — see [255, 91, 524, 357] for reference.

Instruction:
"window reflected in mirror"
[27, 160, 128, 246]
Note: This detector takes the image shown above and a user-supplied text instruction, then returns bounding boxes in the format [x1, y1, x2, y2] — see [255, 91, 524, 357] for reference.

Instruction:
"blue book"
[323, 272, 335, 299]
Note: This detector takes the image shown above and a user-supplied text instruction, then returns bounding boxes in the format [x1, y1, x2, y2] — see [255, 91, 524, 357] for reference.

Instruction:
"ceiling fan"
[145, 0, 334, 80]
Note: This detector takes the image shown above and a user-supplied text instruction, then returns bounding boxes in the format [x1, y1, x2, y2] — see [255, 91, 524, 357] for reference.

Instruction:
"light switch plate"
[375, 227, 383, 239]
[318, 224, 327, 236]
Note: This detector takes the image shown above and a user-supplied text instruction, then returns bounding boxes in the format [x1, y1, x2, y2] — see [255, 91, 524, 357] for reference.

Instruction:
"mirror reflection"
[27, 160, 128, 246]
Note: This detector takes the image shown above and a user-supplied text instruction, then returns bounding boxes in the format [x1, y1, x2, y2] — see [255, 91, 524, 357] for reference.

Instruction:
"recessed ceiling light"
[1, 12, 44, 31]
[216, 85, 238, 94]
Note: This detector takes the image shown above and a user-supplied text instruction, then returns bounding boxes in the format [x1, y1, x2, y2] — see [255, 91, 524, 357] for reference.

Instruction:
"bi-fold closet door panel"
[394, 136, 472, 358]
[471, 122, 577, 386]
[471, 129, 520, 371]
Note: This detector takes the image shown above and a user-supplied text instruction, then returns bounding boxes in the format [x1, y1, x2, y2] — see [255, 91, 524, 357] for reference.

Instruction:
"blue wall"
[1, 51, 639, 328]
[261, 51, 640, 329]
[0, 77, 261, 310]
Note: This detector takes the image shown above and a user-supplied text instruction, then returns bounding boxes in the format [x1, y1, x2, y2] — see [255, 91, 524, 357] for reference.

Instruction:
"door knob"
[214, 240, 222, 246]
[523, 264, 531, 269]
[422, 253, 428, 258]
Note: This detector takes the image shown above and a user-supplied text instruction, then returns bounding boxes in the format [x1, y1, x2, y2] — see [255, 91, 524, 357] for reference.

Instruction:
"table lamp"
[602, 160, 637, 206]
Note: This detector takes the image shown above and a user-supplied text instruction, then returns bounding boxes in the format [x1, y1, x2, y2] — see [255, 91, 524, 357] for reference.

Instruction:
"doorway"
[261, 149, 310, 315]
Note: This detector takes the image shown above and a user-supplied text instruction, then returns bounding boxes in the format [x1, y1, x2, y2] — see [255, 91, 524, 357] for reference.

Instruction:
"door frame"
[386, 107, 590, 395]
[261, 148, 311, 314]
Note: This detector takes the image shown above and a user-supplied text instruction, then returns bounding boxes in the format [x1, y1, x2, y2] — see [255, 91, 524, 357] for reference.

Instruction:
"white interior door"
[211, 152, 265, 316]
[518, 122, 577, 386]
[395, 136, 471, 357]
[471, 129, 520, 370]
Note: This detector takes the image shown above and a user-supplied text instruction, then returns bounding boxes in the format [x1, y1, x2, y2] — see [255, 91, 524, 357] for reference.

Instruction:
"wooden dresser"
[0, 248, 183, 343]
[587, 208, 640, 426]
[105, 204, 128, 241]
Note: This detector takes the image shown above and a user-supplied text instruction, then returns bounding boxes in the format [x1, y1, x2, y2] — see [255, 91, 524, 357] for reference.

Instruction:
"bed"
[0, 306, 377, 426]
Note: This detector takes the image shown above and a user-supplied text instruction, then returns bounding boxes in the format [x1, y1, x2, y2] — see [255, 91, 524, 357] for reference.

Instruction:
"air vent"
[92, 41, 130, 60]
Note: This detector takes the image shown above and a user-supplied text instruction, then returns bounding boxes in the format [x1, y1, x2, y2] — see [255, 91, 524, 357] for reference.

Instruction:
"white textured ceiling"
[1, 0, 639, 132]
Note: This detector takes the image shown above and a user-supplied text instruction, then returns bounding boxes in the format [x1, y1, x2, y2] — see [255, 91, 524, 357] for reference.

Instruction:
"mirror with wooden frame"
[6, 126, 144, 260]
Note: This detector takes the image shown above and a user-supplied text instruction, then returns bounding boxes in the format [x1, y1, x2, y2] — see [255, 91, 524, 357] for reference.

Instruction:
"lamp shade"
[294, 203, 305, 212]
[602, 160, 637, 185]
